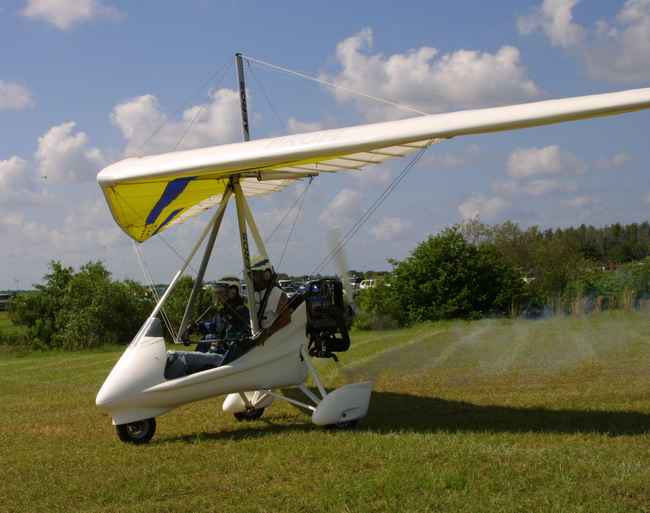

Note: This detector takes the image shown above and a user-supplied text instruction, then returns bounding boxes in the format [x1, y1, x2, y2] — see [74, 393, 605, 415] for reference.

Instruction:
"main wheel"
[233, 408, 265, 421]
[116, 418, 156, 444]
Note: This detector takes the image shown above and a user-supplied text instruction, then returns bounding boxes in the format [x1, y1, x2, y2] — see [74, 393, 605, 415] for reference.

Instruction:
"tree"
[362, 228, 525, 326]
[10, 261, 155, 349]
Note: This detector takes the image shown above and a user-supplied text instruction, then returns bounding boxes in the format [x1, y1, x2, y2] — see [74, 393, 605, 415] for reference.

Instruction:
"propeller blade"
[328, 229, 354, 304]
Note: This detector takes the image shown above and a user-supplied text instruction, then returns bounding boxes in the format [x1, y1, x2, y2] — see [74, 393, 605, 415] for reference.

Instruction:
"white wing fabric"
[98, 88, 650, 242]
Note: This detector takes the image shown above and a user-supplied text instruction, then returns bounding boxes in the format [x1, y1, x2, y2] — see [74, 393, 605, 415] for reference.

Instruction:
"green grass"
[2, 312, 650, 512]
[0, 310, 12, 329]
[0, 310, 28, 342]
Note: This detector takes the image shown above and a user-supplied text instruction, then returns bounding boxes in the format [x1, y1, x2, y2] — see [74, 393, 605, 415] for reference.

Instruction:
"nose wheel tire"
[234, 408, 265, 421]
[116, 418, 156, 444]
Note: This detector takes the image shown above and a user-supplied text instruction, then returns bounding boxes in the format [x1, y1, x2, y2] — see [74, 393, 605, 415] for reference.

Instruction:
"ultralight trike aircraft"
[96, 54, 650, 443]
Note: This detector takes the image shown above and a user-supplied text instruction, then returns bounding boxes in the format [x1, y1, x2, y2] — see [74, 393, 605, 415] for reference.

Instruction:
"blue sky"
[1, 0, 650, 289]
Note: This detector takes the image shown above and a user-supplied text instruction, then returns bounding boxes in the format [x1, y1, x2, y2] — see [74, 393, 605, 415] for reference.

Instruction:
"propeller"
[328, 229, 356, 311]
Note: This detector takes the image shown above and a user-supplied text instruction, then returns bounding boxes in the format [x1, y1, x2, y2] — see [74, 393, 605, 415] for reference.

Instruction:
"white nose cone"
[95, 380, 113, 408]
[96, 370, 127, 408]
[96, 318, 167, 411]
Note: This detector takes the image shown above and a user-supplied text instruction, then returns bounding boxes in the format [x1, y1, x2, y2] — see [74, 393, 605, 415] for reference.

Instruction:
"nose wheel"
[116, 418, 156, 444]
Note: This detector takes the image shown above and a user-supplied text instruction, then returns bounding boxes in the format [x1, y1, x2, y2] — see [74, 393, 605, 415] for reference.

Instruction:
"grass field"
[0, 311, 27, 345]
[0, 311, 12, 330]
[2, 312, 650, 512]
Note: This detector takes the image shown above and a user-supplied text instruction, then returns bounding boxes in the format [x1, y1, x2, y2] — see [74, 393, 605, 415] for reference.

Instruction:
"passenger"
[221, 278, 251, 340]
[194, 277, 250, 352]
[195, 280, 229, 342]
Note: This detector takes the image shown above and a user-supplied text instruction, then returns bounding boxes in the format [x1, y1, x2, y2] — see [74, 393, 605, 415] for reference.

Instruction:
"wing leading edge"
[98, 87, 650, 242]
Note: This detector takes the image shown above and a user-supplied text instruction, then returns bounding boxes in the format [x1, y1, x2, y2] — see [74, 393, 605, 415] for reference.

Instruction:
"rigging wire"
[312, 145, 430, 276]
[134, 60, 232, 157]
[263, 179, 312, 244]
[277, 178, 312, 270]
[132, 240, 177, 340]
[173, 61, 233, 151]
[158, 234, 200, 276]
[245, 59, 286, 132]
[241, 54, 429, 117]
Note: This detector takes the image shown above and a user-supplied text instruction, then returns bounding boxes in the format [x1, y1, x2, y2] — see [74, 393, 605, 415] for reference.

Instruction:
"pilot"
[250, 258, 290, 336]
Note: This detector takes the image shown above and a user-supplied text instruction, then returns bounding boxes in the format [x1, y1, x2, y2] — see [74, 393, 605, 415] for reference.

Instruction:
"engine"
[303, 278, 354, 360]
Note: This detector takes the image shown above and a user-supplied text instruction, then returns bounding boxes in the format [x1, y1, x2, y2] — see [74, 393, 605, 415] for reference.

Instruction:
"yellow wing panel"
[104, 178, 229, 242]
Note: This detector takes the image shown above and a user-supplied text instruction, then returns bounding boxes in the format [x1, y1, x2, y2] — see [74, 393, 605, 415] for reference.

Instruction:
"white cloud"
[0, 155, 54, 207]
[586, 0, 650, 82]
[35, 121, 106, 183]
[517, 0, 585, 48]
[564, 195, 597, 207]
[523, 178, 576, 196]
[595, 152, 631, 169]
[354, 166, 393, 186]
[493, 176, 576, 197]
[0, 154, 59, 209]
[520, 0, 650, 82]
[0, 156, 31, 194]
[60, 198, 122, 248]
[0, 196, 122, 255]
[323, 28, 540, 120]
[371, 216, 413, 241]
[492, 180, 520, 196]
[287, 117, 323, 134]
[425, 144, 480, 169]
[319, 188, 361, 228]
[21, 0, 123, 30]
[0, 81, 34, 111]
[458, 195, 509, 221]
[111, 89, 242, 156]
[508, 145, 586, 179]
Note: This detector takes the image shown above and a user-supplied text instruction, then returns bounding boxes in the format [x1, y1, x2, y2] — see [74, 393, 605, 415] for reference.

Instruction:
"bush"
[358, 228, 525, 327]
[10, 261, 155, 349]
[354, 282, 401, 330]
[563, 257, 650, 314]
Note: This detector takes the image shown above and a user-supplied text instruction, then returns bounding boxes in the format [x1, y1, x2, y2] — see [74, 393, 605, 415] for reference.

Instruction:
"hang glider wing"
[98, 87, 650, 242]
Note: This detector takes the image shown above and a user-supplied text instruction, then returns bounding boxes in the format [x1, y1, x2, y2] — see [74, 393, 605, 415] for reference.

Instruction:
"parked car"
[359, 279, 376, 290]
[278, 280, 299, 298]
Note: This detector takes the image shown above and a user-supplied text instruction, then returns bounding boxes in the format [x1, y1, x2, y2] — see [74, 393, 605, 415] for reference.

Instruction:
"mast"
[235, 53, 260, 335]
[236, 53, 251, 142]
